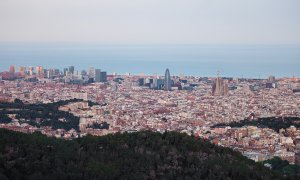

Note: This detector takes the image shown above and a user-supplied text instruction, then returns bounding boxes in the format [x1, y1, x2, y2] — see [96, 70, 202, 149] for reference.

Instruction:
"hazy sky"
[0, 0, 300, 44]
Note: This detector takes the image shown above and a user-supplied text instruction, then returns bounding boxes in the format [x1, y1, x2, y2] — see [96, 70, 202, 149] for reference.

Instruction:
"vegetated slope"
[212, 117, 300, 132]
[0, 129, 285, 180]
[0, 99, 89, 131]
[263, 157, 300, 177]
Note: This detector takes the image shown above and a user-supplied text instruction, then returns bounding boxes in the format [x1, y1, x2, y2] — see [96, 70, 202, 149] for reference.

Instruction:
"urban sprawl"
[1, 65, 300, 165]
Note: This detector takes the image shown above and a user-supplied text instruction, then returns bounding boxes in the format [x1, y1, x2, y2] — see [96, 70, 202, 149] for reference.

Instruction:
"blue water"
[0, 43, 299, 78]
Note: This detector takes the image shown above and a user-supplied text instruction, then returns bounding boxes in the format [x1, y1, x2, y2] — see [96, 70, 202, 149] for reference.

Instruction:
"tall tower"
[19, 66, 26, 76]
[9, 65, 15, 74]
[100, 71, 107, 82]
[68, 66, 75, 74]
[95, 69, 101, 82]
[164, 68, 171, 91]
[28, 66, 34, 76]
[89, 67, 95, 78]
[63, 68, 68, 76]
[268, 75, 276, 83]
[36, 66, 44, 78]
[212, 74, 228, 96]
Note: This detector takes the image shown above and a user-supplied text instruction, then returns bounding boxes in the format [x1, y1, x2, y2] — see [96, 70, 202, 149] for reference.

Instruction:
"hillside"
[0, 129, 287, 180]
[0, 99, 86, 131]
[212, 117, 300, 132]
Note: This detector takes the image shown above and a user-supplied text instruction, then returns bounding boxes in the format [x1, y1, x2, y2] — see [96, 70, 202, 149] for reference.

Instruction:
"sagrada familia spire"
[212, 72, 229, 96]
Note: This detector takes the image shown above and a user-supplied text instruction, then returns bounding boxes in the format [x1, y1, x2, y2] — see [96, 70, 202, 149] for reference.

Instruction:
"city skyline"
[0, 43, 299, 78]
[1, 1, 299, 77]
[0, 64, 298, 79]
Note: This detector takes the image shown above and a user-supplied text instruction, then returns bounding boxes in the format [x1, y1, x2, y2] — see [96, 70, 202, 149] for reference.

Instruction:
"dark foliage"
[14, 98, 24, 105]
[263, 157, 300, 177]
[0, 129, 288, 180]
[0, 114, 12, 124]
[88, 101, 100, 106]
[87, 122, 110, 129]
[0, 99, 88, 131]
[212, 117, 300, 132]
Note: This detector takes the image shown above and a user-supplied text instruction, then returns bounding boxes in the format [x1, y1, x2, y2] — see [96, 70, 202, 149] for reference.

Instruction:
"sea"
[0, 43, 299, 78]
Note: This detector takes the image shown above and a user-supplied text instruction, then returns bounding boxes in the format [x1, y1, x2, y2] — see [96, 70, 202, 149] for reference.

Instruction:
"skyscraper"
[89, 67, 95, 78]
[164, 68, 171, 91]
[63, 68, 68, 76]
[100, 71, 107, 82]
[268, 75, 276, 83]
[28, 66, 34, 76]
[95, 69, 101, 82]
[19, 66, 26, 75]
[36, 66, 44, 78]
[68, 66, 75, 74]
[137, 78, 144, 86]
[9, 65, 15, 74]
[212, 76, 229, 96]
[46, 69, 55, 79]
[54, 69, 60, 76]
[81, 70, 87, 76]
[154, 78, 164, 90]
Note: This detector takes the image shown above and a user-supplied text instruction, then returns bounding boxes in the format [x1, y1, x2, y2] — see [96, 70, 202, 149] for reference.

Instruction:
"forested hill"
[212, 117, 300, 133]
[0, 129, 284, 180]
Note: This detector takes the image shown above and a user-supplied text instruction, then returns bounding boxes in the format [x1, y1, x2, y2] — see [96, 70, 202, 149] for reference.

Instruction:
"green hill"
[212, 117, 300, 133]
[0, 129, 287, 180]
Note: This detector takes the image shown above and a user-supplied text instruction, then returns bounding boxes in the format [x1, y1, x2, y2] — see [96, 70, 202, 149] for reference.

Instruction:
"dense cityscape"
[0, 65, 300, 167]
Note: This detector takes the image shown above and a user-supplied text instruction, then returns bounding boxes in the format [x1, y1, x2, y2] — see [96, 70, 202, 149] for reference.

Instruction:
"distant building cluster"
[0, 65, 108, 85]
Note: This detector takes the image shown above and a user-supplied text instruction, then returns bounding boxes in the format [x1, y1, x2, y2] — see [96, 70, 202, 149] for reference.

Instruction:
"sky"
[0, 0, 300, 44]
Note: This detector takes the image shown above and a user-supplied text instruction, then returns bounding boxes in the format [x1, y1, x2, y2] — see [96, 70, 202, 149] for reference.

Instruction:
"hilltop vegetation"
[263, 157, 300, 178]
[0, 129, 288, 180]
[0, 99, 91, 131]
[212, 117, 300, 132]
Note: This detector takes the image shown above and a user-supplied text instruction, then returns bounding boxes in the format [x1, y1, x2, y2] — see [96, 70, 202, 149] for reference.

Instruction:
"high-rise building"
[28, 66, 34, 76]
[54, 69, 60, 76]
[36, 66, 44, 78]
[137, 78, 144, 86]
[89, 67, 95, 78]
[45, 69, 59, 79]
[154, 78, 164, 90]
[100, 71, 107, 82]
[63, 68, 68, 76]
[164, 68, 171, 91]
[9, 65, 15, 74]
[68, 66, 75, 74]
[268, 75, 276, 83]
[95, 69, 101, 82]
[145, 78, 153, 84]
[44, 69, 48, 78]
[46, 69, 55, 79]
[212, 76, 229, 96]
[81, 70, 87, 76]
[19, 66, 26, 75]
